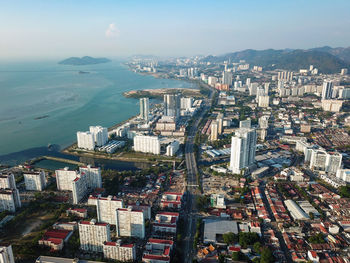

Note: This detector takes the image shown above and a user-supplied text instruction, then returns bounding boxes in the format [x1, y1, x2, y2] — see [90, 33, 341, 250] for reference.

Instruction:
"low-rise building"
[142, 238, 174, 263]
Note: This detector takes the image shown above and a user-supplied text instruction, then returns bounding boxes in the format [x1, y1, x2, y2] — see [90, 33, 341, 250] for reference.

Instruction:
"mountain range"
[201, 46, 350, 73]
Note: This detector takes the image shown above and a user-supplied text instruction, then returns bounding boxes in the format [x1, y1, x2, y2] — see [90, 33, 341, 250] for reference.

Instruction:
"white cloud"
[105, 23, 120, 38]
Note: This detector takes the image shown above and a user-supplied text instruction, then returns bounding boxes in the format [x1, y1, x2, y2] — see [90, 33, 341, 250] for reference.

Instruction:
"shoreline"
[2, 63, 201, 167]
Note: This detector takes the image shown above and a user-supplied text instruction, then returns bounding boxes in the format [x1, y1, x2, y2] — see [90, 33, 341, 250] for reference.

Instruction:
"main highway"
[183, 86, 215, 263]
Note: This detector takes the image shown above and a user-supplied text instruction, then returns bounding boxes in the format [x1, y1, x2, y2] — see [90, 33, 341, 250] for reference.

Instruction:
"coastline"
[1, 63, 200, 167]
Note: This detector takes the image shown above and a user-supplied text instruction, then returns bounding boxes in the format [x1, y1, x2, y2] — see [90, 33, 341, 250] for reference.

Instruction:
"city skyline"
[1, 0, 350, 59]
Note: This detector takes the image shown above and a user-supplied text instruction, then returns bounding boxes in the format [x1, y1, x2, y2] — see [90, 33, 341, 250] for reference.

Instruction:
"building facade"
[133, 135, 160, 155]
[116, 208, 145, 239]
[140, 98, 150, 121]
[79, 220, 111, 252]
[229, 128, 257, 174]
[24, 171, 46, 191]
[103, 241, 136, 262]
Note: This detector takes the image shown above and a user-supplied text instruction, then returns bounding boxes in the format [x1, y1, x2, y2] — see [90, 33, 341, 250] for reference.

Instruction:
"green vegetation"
[308, 233, 326, 244]
[339, 185, 350, 198]
[193, 218, 202, 249]
[196, 195, 209, 212]
[222, 232, 260, 248]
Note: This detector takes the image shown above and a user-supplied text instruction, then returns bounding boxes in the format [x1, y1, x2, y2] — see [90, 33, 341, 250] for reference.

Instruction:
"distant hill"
[201, 47, 350, 73]
[58, 56, 111, 65]
[310, 46, 350, 63]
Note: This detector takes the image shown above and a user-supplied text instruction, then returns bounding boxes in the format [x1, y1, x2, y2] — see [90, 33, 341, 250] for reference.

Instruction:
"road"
[183, 87, 215, 263]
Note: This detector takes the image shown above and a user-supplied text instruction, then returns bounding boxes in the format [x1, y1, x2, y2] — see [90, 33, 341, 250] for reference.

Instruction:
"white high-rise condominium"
[321, 80, 334, 100]
[258, 95, 269, 108]
[216, 113, 224, 134]
[0, 244, 15, 263]
[79, 220, 111, 252]
[140, 98, 150, 121]
[133, 135, 160, 155]
[89, 126, 108, 147]
[0, 173, 16, 189]
[88, 195, 124, 225]
[229, 128, 257, 174]
[103, 240, 136, 262]
[180, 97, 193, 110]
[0, 189, 21, 212]
[23, 171, 46, 191]
[116, 208, 145, 238]
[77, 131, 95, 150]
[79, 165, 102, 189]
[55, 168, 79, 191]
[309, 149, 342, 174]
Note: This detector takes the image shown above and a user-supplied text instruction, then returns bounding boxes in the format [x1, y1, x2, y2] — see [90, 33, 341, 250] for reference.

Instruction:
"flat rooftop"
[203, 219, 238, 244]
[36, 256, 104, 263]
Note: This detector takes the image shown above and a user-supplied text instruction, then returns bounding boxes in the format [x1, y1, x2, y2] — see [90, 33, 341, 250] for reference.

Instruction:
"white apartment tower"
[79, 165, 102, 189]
[0, 189, 21, 212]
[133, 135, 160, 155]
[180, 97, 193, 110]
[222, 71, 233, 86]
[0, 244, 15, 263]
[77, 131, 94, 150]
[309, 150, 342, 174]
[116, 208, 145, 239]
[0, 173, 16, 189]
[103, 240, 136, 262]
[229, 128, 257, 174]
[89, 126, 108, 147]
[79, 220, 111, 252]
[23, 171, 46, 191]
[89, 195, 124, 225]
[140, 98, 150, 121]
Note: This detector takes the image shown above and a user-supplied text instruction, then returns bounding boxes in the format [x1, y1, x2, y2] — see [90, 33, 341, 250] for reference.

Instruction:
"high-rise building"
[216, 113, 224, 134]
[222, 71, 233, 86]
[23, 171, 46, 191]
[264, 82, 270, 94]
[88, 195, 124, 225]
[277, 71, 293, 82]
[208, 76, 218, 87]
[0, 244, 15, 263]
[116, 208, 145, 239]
[164, 94, 180, 118]
[103, 240, 136, 262]
[77, 131, 94, 150]
[258, 116, 269, 129]
[340, 68, 348, 75]
[79, 165, 102, 189]
[309, 149, 342, 174]
[210, 121, 218, 141]
[0, 173, 16, 189]
[321, 81, 334, 100]
[0, 189, 21, 212]
[166, 140, 180, 156]
[140, 98, 150, 121]
[258, 95, 269, 108]
[89, 126, 108, 147]
[180, 97, 193, 110]
[133, 135, 161, 155]
[79, 220, 111, 252]
[229, 128, 257, 174]
[56, 166, 102, 204]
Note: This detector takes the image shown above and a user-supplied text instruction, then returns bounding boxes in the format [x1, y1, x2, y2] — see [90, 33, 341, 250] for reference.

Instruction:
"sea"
[0, 60, 195, 165]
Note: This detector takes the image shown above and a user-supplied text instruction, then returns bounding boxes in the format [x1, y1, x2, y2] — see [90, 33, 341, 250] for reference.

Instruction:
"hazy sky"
[1, 0, 350, 59]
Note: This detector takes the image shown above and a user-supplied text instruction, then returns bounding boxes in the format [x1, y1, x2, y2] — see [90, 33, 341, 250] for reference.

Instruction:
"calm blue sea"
[0, 60, 194, 164]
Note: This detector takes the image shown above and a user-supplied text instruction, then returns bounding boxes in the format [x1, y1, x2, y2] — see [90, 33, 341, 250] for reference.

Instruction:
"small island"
[58, 56, 111, 66]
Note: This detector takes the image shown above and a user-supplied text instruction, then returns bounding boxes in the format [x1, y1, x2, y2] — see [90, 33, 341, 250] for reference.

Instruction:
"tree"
[309, 212, 315, 220]
[260, 247, 275, 263]
[253, 241, 262, 253]
[223, 232, 238, 244]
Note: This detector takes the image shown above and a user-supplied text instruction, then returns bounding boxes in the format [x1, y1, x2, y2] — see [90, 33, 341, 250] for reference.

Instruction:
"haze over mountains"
[201, 46, 350, 74]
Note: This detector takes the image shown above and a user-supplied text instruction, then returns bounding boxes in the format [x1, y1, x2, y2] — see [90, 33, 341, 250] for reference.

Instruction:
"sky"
[0, 0, 350, 59]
